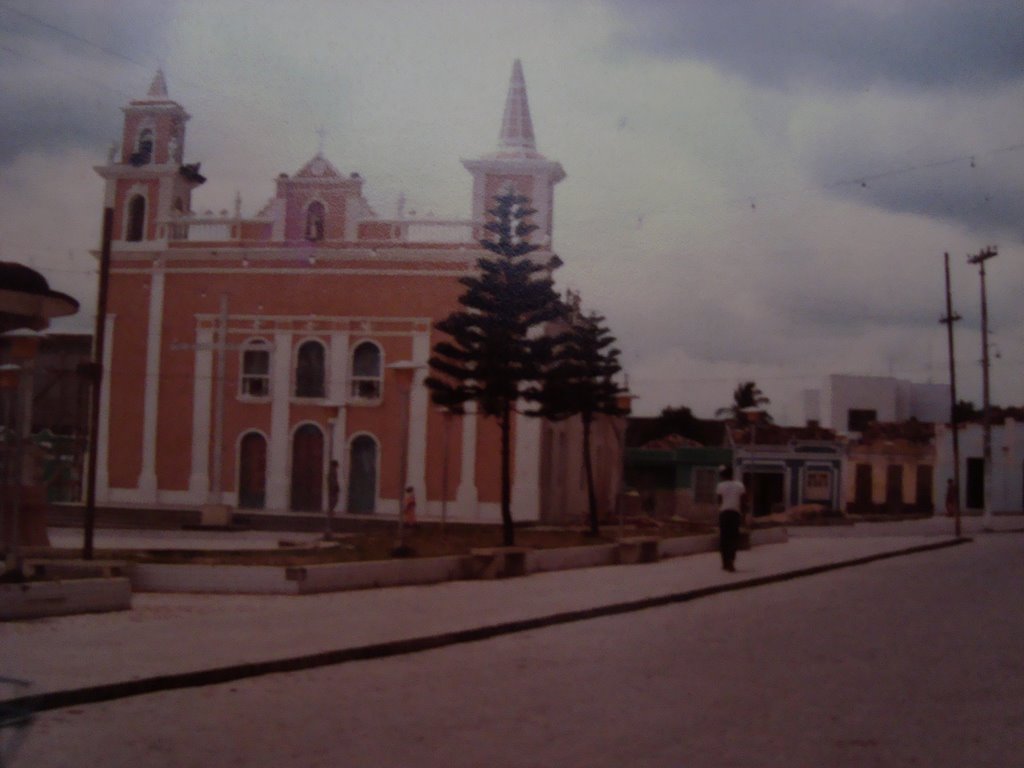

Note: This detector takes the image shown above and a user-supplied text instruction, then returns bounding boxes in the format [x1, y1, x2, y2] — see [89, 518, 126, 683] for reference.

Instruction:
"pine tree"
[537, 292, 627, 536]
[426, 191, 563, 546]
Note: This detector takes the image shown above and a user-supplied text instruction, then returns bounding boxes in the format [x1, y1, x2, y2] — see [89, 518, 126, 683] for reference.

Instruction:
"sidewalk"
[0, 520, 994, 709]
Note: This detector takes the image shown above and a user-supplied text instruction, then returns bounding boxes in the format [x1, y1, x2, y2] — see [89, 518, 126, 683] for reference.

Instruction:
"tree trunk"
[583, 415, 599, 536]
[500, 402, 515, 546]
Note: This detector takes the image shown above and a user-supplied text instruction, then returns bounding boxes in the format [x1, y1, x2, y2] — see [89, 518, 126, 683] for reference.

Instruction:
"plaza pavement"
[2, 516, 1019, 711]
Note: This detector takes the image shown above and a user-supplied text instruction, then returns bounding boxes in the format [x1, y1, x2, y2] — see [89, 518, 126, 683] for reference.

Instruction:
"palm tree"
[716, 381, 772, 424]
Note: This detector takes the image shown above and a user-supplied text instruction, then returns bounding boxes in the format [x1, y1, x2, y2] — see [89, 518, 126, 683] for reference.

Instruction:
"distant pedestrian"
[327, 460, 340, 513]
[716, 466, 746, 572]
[945, 478, 958, 518]
[402, 485, 417, 528]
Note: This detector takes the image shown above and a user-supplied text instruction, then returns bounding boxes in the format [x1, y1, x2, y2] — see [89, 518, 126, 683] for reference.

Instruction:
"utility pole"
[967, 246, 997, 528]
[83, 207, 113, 560]
[940, 253, 962, 537]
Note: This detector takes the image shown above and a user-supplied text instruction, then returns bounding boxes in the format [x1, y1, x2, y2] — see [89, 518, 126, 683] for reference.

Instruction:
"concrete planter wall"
[132, 564, 295, 594]
[288, 555, 472, 594]
[0, 578, 132, 620]
[129, 530, 790, 595]
[528, 544, 618, 573]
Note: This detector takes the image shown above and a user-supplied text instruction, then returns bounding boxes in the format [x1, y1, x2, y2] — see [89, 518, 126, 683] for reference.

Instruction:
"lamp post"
[387, 360, 424, 554]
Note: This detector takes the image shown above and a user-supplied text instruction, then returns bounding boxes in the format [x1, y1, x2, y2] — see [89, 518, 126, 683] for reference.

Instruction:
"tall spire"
[147, 69, 169, 99]
[497, 59, 537, 156]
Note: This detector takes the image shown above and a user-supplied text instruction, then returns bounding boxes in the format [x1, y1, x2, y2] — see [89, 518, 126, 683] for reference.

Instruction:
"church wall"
[423, 407, 464, 507]
[105, 271, 152, 489]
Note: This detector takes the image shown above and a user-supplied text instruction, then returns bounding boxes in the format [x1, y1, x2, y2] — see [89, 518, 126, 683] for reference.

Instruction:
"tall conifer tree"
[426, 191, 562, 546]
[537, 292, 627, 536]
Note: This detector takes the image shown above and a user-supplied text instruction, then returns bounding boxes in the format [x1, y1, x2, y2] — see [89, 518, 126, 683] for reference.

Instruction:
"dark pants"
[719, 509, 742, 569]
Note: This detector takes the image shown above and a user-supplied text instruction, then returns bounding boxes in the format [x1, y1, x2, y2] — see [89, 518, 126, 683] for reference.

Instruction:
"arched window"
[350, 341, 382, 400]
[347, 434, 378, 514]
[240, 340, 271, 397]
[294, 340, 326, 398]
[238, 432, 267, 509]
[305, 200, 326, 241]
[126, 195, 146, 241]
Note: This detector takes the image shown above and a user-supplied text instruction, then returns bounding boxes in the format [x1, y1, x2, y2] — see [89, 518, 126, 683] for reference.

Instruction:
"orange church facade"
[92, 63, 625, 525]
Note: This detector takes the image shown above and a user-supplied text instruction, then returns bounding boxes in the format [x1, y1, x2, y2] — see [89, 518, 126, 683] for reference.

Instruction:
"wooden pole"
[83, 207, 113, 560]
[941, 253, 962, 537]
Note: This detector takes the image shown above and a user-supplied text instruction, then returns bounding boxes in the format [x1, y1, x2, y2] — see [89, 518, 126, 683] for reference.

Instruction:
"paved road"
[13, 533, 1022, 767]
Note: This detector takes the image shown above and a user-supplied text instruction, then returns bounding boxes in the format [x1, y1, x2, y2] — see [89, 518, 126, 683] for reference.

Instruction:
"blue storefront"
[734, 440, 843, 517]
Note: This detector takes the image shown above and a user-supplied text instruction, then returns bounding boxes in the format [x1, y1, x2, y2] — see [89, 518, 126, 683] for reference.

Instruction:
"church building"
[92, 62, 625, 525]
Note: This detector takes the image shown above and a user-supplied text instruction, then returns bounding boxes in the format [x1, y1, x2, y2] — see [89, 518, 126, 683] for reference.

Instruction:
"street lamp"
[387, 360, 424, 555]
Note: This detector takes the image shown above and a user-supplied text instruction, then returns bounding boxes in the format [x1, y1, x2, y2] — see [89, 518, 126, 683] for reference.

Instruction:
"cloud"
[0, 0, 1021, 420]
[607, 1, 1024, 92]
[0, 1, 177, 163]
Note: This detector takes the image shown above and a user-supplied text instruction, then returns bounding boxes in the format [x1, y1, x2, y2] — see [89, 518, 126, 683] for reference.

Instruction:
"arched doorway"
[291, 424, 324, 511]
[238, 432, 267, 509]
[347, 434, 377, 514]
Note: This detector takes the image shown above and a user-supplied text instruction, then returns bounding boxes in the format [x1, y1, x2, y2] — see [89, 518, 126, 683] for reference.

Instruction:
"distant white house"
[935, 418, 1024, 514]
[803, 374, 949, 434]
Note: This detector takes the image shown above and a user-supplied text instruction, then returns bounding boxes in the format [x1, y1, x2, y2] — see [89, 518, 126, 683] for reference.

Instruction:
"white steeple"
[462, 60, 565, 244]
[147, 69, 169, 99]
[497, 59, 538, 157]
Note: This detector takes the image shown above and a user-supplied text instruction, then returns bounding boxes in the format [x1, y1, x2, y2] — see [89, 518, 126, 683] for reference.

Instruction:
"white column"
[137, 267, 164, 499]
[266, 331, 292, 510]
[95, 315, 115, 502]
[408, 331, 430, 511]
[329, 331, 350, 512]
[511, 411, 542, 522]
[455, 402, 479, 517]
[187, 325, 214, 501]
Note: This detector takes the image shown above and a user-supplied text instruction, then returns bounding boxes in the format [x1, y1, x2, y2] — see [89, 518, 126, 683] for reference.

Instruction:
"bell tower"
[462, 60, 565, 246]
[95, 70, 205, 243]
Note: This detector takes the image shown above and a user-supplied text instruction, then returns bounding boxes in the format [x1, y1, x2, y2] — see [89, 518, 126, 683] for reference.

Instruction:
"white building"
[803, 374, 949, 434]
[935, 419, 1024, 514]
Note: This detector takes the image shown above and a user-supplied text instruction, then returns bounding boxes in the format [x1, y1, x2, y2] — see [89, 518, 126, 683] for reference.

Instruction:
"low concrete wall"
[659, 533, 718, 557]
[129, 529, 791, 595]
[132, 564, 297, 595]
[289, 556, 472, 594]
[751, 527, 789, 546]
[528, 544, 617, 573]
[0, 578, 132, 620]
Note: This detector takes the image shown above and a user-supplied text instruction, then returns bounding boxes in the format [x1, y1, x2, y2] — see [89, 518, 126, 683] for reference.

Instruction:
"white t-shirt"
[716, 479, 745, 512]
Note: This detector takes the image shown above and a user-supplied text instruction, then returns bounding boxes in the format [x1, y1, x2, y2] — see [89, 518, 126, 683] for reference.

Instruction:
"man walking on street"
[716, 466, 746, 572]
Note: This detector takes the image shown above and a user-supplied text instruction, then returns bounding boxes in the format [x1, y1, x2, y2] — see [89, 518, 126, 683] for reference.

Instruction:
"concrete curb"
[2, 536, 970, 715]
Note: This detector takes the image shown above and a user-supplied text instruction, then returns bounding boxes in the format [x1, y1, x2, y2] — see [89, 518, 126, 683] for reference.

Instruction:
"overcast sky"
[1, 0, 1021, 419]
